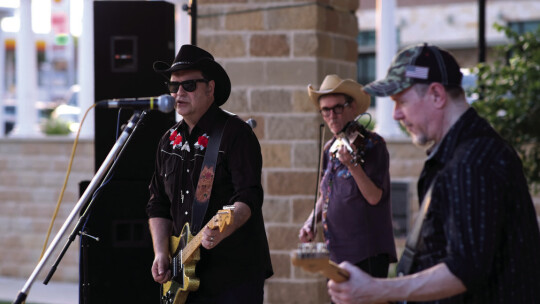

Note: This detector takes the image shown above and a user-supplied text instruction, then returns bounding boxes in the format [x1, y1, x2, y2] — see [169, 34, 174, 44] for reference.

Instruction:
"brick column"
[197, 0, 358, 302]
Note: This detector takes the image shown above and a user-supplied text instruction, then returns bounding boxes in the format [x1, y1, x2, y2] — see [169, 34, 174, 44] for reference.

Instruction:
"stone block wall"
[0, 137, 94, 282]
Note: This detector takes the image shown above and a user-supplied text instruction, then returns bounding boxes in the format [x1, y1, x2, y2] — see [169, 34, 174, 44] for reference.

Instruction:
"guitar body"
[160, 207, 234, 304]
[161, 223, 200, 304]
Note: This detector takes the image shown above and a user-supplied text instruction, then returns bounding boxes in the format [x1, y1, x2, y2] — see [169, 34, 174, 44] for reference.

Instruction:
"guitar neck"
[180, 208, 234, 265]
[181, 229, 204, 265]
[322, 260, 350, 283]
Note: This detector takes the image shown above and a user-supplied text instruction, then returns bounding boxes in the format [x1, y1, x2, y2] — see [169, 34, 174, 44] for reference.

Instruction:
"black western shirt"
[146, 104, 273, 295]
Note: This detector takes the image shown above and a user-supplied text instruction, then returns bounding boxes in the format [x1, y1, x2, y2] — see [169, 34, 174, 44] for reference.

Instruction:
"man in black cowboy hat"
[146, 44, 273, 303]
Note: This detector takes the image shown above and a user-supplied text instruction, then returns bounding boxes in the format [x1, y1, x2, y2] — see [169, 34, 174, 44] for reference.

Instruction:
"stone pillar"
[197, 0, 358, 302]
[14, 0, 38, 136]
[374, 0, 403, 138]
[77, 0, 94, 138]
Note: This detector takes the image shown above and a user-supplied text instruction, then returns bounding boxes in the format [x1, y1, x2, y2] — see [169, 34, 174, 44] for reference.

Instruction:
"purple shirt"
[321, 131, 397, 264]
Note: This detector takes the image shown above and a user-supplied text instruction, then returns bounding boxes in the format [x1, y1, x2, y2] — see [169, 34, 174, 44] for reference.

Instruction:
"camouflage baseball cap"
[363, 43, 463, 97]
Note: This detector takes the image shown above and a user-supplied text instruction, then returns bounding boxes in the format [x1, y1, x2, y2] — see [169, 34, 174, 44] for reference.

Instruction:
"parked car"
[2, 99, 55, 135]
[461, 68, 478, 104]
[50, 103, 81, 133]
[3, 102, 15, 135]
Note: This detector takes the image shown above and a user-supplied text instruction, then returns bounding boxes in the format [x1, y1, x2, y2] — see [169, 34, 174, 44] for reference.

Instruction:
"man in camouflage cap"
[327, 43, 540, 304]
[363, 43, 463, 97]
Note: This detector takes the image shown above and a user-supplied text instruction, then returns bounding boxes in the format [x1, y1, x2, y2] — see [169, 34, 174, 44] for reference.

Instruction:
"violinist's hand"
[298, 219, 316, 242]
[337, 145, 355, 168]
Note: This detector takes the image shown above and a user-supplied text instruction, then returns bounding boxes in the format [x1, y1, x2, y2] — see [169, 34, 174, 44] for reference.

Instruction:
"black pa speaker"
[79, 180, 157, 304]
[93, 0, 176, 182]
[81, 1, 176, 303]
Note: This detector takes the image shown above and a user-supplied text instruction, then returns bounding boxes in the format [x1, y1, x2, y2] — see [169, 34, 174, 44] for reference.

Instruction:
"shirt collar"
[178, 103, 220, 136]
[427, 107, 477, 165]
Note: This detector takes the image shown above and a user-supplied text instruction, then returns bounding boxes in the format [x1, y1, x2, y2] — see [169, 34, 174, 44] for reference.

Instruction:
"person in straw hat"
[298, 74, 397, 280]
[146, 44, 273, 303]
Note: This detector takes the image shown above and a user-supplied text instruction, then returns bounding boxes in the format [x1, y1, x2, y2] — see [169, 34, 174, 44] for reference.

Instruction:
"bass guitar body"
[161, 223, 200, 304]
[160, 206, 234, 304]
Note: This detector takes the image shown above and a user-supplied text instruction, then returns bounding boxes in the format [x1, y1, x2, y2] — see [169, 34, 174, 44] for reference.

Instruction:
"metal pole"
[478, 0, 486, 63]
[190, 0, 197, 45]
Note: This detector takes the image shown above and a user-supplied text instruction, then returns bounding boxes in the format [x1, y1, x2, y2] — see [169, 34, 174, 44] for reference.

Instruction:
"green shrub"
[43, 117, 71, 135]
[472, 24, 540, 191]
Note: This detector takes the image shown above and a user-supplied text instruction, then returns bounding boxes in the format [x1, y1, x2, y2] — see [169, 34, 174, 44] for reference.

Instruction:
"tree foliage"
[471, 24, 540, 190]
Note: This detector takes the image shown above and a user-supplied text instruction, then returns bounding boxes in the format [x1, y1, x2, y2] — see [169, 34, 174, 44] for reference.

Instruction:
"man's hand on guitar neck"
[201, 201, 251, 250]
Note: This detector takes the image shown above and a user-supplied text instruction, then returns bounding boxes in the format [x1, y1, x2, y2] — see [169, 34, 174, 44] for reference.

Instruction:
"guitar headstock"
[291, 242, 331, 271]
[291, 242, 350, 282]
[207, 205, 235, 232]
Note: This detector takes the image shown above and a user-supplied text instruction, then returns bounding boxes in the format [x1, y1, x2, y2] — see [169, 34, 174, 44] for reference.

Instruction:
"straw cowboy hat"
[307, 74, 371, 115]
[153, 44, 231, 106]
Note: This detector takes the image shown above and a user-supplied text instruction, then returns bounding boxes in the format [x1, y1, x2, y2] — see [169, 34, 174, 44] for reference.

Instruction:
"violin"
[329, 115, 369, 166]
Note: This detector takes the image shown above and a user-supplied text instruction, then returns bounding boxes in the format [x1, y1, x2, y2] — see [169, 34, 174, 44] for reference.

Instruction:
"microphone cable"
[38, 103, 97, 260]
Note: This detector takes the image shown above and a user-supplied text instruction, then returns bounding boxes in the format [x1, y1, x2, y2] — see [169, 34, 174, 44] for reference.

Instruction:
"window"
[357, 54, 375, 86]
[509, 20, 540, 34]
[357, 31, 376, 107]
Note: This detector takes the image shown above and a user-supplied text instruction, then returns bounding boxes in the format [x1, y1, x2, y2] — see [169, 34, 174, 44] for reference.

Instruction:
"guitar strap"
[190, 110, 232, 234]
[395, 180, 435, 278]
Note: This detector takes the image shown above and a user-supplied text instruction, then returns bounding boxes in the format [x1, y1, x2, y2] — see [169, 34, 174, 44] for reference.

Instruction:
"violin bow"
[311, 123, 326, 234]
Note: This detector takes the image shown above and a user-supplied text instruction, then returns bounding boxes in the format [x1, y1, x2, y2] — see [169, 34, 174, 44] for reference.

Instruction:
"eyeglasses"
[166, 79, 209, 93]
[319, 102, 350, 117]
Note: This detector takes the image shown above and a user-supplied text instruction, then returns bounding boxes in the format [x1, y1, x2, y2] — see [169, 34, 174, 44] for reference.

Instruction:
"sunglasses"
[319, 102, 350, 117]
[166, 79, 209, 93]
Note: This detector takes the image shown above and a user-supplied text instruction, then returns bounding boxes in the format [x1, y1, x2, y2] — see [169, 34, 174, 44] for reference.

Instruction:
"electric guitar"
[291, 242, 391, 304]
[160, 206, 235, 304]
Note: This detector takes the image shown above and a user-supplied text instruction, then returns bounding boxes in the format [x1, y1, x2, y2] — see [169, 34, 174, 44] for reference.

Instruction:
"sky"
[0, 0, 83, 36]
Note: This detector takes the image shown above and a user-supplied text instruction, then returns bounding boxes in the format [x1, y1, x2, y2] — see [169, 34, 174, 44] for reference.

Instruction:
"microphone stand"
[12, 110, 147, 304]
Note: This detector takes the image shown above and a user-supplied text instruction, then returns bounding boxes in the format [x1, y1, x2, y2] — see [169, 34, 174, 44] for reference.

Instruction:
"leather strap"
[190, 111, 231, 234]
[396, 181, 435, 277]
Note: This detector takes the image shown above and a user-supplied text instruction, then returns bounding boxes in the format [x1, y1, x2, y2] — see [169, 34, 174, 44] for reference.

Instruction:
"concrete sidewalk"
[0, 277, 78, 304]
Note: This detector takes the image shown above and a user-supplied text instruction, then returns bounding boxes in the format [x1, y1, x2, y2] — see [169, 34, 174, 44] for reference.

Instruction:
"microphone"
[97, 95, 175, 113]
[246, 118, 257, 129]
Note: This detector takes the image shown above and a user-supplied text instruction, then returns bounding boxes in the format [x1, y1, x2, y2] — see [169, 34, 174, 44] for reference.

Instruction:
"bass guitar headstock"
[207, 205, 235, 232]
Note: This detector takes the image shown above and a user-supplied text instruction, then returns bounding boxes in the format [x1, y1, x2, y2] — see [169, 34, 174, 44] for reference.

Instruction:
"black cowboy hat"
[153, 44, 231, 106]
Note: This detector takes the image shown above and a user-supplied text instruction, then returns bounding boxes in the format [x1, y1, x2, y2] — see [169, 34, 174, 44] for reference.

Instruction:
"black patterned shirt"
[412, 108, 540, 303]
